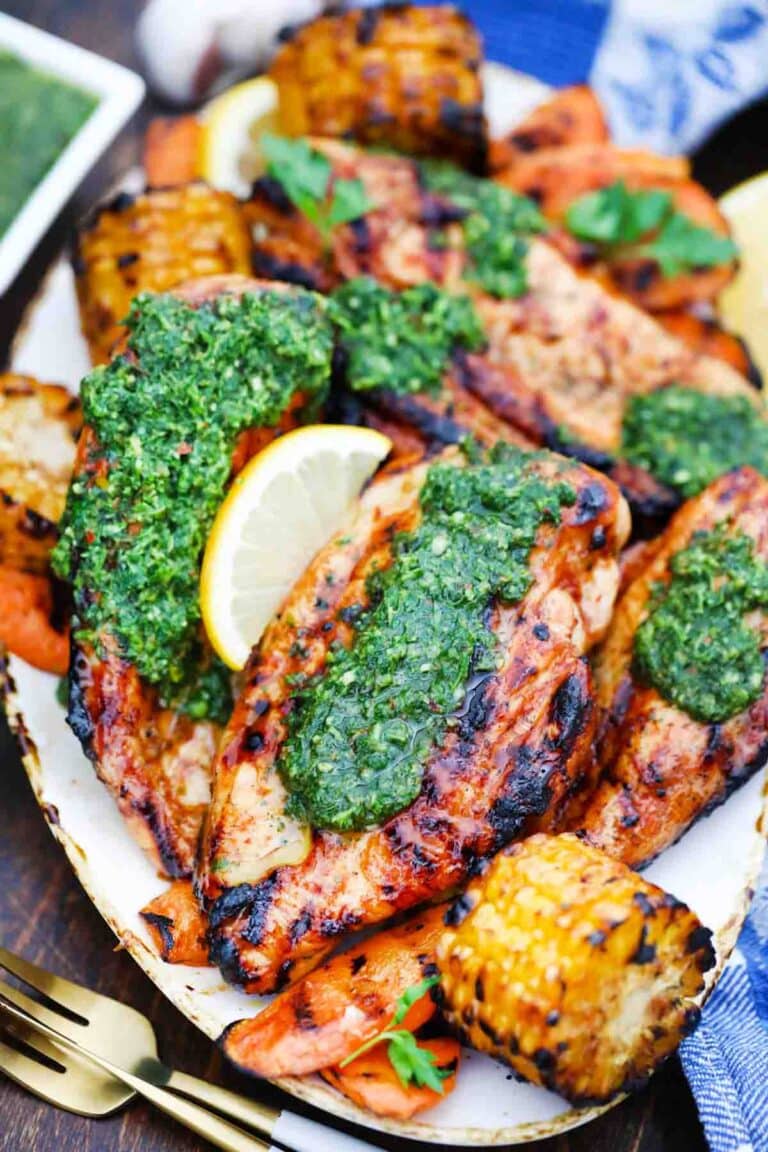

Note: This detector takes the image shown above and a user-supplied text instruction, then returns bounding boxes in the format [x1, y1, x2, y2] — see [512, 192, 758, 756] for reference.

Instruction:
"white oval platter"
[3, 62, 768, 1147]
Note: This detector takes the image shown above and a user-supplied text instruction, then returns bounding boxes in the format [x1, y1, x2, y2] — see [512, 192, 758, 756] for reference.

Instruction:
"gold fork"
[0, 994, 272, 1151]
[0, 946, 377, 1152]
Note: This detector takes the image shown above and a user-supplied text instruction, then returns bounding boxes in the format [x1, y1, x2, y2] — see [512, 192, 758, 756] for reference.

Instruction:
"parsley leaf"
[564, 180, 738, 275]
[392, 975, 440, 1025]
[643, 212, 739, 276]
[339, 975, 450, 1093]
[261, 134, 374, 245]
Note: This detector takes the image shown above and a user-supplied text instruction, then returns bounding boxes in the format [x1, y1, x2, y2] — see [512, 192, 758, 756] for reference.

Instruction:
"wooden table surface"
[1, 4, 767, 1150]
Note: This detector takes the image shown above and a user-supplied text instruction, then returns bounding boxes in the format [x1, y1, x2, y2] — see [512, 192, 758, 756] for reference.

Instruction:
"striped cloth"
[467, 3, 768, 1150]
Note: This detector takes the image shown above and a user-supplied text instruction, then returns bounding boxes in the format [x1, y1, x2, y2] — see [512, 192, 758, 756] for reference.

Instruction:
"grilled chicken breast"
[248, 141, 755, 529]
[578, 467, 768, 868]
[64, 276, 330, 877]
[199, 449, 629, 992]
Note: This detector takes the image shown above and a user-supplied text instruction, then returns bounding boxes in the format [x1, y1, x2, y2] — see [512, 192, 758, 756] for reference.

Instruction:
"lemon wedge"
[201, 424, 392, 670]
[719, 172, 768, 382]
[200, 76, 280, 197]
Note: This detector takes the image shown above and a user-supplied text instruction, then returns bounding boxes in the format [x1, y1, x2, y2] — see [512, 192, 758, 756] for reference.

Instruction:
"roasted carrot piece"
[496, 144, 689, 213]
[489, 85, 609, 173]
[321, 1037, 460, 1119]
[143, 116, 202, 187]
[0, 566, 68, 675]
[656, 311, 760, 383]
[219, 907, 444, 1078]
[140, 879, 211, 966]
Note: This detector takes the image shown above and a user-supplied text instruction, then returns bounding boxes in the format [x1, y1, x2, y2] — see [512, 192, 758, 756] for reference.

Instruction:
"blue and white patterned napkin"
[468, 4, 768, 1150]
[472, 0, 768, 153]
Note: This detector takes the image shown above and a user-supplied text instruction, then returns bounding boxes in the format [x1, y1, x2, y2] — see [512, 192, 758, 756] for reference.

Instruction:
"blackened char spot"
[351, 953, 367, 975]
[356, 6, 380, 45]
[289, 910, 313, 946]
[209, 935, 252, 987]
[488, 745, 551, 843]
[533, 622, 550, 641]
[251, 175, 295, 215]
[547, 673, 590, 757]
[371, 390, 467, 447]
[66, 643, 95, 758]
[574, 481, 607, 525]
[444, 891, 474, 927]
[544, 428, 614, 473]
[419, 195, 467, 226]
[244, 729, 264, 752]
[347, 216, 371, 254]
[141, 912, 175, 959]
[632, 891, 656, 917]
[242, 874, 280, 947]
[293, 984, 317, 1030]
[209, 882, 261, 932]
[587, 929, 606, 947]
[252, 250, 321, 291]
[629, 926, 656, 965]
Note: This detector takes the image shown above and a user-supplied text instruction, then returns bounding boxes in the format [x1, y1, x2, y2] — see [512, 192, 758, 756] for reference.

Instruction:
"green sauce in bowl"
[0, 50, 98, 237]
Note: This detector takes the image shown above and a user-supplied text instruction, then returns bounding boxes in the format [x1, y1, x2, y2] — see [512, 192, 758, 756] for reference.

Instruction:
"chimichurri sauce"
[329, 278, 485, 396]
[0, 51, 97, 237]
[279, 444, 575, 831]
[621, 386, 768, 499]
[419, 160, 546, 298]
[634, 526, 768, 723]
[53, 290, 333, 723]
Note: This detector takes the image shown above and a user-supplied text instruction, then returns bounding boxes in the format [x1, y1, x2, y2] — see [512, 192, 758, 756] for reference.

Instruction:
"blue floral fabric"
[470, 0, 768, 152]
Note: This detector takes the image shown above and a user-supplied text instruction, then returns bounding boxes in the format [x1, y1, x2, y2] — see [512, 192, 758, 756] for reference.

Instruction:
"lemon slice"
[201, 425, 392, 670]
[719, 172, 768, 382]
[200, 76, 280, 198]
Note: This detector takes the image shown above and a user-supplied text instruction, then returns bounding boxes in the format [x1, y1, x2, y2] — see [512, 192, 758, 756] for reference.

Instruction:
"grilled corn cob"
[436, 833, 714, 1105]
[268, 5, 487, 171]
[0, 374, 80, 574]
[73, 184, 252, 364]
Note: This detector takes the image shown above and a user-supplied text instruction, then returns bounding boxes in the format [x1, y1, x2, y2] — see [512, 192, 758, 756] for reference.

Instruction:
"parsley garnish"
[339, 975, 450, 1093]
[565, 180, 738, 275]
[261, 134, 373, 247]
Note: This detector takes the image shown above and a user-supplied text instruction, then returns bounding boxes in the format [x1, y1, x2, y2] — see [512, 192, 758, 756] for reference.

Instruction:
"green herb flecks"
[420, 160, 546, 298]
[340, 976, 450, 1093]
[261, 135, 374, 247]
[621, 385, 768, 499]
[634, 526, 768, 723]
[0, 51, 97, 238]
[565, 181, 738, 276]
[279, 444, 575, 830]
[53, 290, 333, 723]
[329, 278, 485, 396]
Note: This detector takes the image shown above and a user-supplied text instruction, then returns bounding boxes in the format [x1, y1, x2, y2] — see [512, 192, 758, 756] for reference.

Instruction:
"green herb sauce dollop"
[621, 386, 768, 499]
[279, 444, 575, 831]
[634, 526, 768, 723]
[329, 278, 485, 395]
[53, 290, 333, 723]
[419, 160, 546, 298]
[0, 51, 98, 237]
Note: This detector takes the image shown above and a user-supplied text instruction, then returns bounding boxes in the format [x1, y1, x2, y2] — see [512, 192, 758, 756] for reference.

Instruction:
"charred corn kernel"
[269, 5, 487, 171]
[0, 375, 81, 574]
[73, 184, 252, 365]
[436, 833, 715, 1105]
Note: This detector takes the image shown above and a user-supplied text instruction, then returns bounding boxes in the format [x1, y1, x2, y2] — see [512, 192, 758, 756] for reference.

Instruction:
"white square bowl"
[0, 13, 145, 295]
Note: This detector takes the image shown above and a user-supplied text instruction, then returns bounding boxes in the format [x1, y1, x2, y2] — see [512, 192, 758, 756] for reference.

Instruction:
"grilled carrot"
[656, 311, 760, 385]
[144, 116, 202, 187]
[0, 567, 68, 675]
[321, 1038, 460, 1119]
[489, 85, 609, 173]
[219, 906, 443, 1078]
[140, 880, 211, 966]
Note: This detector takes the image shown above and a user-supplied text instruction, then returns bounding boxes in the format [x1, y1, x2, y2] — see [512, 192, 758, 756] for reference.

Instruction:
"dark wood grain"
[1, 3, 765, 1150]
